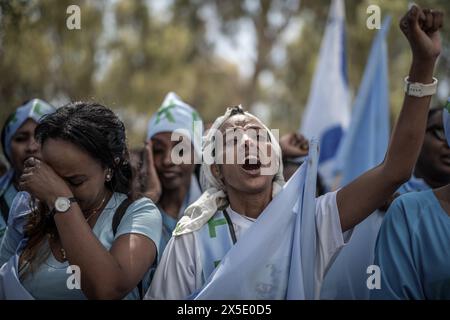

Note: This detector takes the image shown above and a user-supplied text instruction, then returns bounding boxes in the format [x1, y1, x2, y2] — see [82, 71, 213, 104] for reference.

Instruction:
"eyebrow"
[152, 136, 175, 145]
[224, 124, 264, 130]
[245, 125, 264, 130]
[13, 131, 32, 137]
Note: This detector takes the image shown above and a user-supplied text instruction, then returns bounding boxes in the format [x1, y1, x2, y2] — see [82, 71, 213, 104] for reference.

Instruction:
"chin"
[161, 179, 182, 190]
[240, 181, 272, 195]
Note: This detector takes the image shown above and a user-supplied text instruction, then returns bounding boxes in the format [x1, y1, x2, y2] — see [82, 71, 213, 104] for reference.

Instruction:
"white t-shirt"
[146, 190, 351, 300]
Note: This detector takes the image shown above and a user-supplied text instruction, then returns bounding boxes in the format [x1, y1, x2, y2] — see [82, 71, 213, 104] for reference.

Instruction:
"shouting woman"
[146, 6, 443, 299]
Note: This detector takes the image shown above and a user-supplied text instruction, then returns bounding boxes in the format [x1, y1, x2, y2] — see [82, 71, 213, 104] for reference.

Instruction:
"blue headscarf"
[443, 97, 450, 147]
[0, 99, 55, 196]
[1, 99, 55, 162]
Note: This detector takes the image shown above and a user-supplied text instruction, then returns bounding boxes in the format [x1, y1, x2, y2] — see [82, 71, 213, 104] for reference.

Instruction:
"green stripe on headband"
[31, 100, 46, 117]
[155, 101, 176, 124]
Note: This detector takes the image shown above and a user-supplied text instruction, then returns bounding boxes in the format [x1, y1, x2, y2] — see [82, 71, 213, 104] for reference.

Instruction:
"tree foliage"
[0, 0, 448, 147]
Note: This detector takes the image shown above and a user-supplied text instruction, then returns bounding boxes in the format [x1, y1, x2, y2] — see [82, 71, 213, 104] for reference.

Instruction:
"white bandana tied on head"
[146, 92, 203, 160]
[173, 105, 285, 236]
[443, 97, 450, 147]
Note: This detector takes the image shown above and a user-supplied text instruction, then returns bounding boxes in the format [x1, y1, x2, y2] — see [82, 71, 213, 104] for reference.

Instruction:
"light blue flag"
[300, 0, 350, 190]
[320, 17, 391, 300]
[193, 141, 319, 300]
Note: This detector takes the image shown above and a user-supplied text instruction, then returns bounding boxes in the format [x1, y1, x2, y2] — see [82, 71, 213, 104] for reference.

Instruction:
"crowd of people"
[0, 5, 448, 300]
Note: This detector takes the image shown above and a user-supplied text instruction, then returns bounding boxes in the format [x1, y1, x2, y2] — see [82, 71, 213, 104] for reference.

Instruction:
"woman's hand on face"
[279, 133, 309, 160]
[19, 157, 73, 208]
[141, 140, 162, 203]
[400, 5, 443, 62]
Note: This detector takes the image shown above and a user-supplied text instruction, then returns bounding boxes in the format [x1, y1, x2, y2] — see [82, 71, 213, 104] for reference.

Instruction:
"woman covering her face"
[0, 102, 162, 300]
[146, 6, 444, 299]
[143, 92, 203, 253]
[0, 99, 55, 242]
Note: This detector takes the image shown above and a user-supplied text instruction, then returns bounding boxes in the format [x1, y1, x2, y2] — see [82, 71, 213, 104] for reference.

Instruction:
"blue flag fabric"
[320, 17, 392, 300]
[300, 0, 350, 190]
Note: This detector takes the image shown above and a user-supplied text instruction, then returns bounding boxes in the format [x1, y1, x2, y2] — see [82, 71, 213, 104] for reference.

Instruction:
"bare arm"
[337, 6, 444, 231]
[53, 204, 157, 299]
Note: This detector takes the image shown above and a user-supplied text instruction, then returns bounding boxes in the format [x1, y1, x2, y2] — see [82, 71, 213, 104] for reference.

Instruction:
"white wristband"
[404, 76, 438, 97]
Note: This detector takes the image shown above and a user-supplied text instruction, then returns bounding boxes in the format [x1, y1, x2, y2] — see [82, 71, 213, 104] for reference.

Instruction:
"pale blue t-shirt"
[158, 176, 203, 254]
[0, 191, 32, 267]
[371, 190, 450, 299]
[397, 175, 430, 195]
[2, 192, 162, 300]
[0, 183, 18, 241]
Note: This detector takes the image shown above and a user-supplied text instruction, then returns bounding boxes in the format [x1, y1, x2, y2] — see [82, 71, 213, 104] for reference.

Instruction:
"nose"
[162, 148, 174, 167]
[26, 137, 40, 156]
[243, 132, 257, 146]
[242, 133, 258, 157]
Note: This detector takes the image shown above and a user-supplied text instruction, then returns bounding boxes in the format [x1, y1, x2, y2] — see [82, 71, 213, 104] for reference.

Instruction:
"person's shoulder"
[385, 189, 436, 225]
[315, 190, 337, 202]
[112, 194, 163, 242]
[129, 195, 158, 210]
[110, 193, 157, 212]
[314, 190, 338, 211]
[126, 196, 161, 218]
[112, 193, 161, 223]
[390, 189, 436, 212]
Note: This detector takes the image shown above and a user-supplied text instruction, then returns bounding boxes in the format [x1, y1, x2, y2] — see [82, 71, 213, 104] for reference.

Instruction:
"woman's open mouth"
[240, 157, 262, 175]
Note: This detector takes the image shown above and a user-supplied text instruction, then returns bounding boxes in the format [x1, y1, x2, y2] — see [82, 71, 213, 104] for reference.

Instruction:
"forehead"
[151, 131, 192, 146]
[15, 119, 37, 135]
[220, 114, 264, 131]
[41, 138, 102, 176]
[151, 132, 172, 144]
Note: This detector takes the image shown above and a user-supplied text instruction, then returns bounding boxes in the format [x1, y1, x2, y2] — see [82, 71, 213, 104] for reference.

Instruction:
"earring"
[106, 169, 112, 182]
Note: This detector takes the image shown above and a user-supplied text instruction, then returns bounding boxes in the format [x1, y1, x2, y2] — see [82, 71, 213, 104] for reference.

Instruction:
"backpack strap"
[112, 198, 133, 235]
[111, 197, 144, 299]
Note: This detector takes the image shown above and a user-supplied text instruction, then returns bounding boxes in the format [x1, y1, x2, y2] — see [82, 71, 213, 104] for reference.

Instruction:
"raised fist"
[400, 5, 444, 61]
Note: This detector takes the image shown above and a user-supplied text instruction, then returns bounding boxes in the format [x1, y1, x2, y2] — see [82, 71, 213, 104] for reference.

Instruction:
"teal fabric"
[371, 190, 450, 299]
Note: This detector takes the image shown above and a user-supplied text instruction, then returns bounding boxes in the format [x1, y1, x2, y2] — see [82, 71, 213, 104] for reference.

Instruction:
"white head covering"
[147, 92, 203, 159]
[173, 105, 285, 236]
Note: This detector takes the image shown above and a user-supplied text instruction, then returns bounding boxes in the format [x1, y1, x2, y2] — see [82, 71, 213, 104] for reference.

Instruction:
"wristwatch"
[54, 197, 77, 214]
[404, 76, 438, 97]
